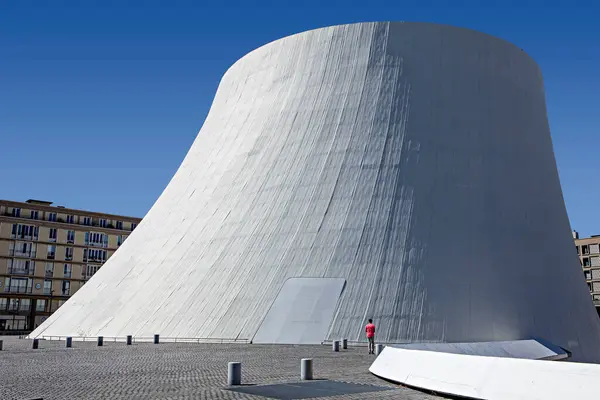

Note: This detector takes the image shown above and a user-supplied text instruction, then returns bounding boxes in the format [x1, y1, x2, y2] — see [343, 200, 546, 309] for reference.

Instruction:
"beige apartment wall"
[38, 226, 50, 242]
[0, 240, 9, 256]
[73, 247, 84, 263]
[57, 228, 68, 243]
[0, 221, 13, 238]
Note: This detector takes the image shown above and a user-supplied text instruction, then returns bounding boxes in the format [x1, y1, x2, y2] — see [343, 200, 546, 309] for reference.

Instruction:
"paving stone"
[0, 336, 441, 400]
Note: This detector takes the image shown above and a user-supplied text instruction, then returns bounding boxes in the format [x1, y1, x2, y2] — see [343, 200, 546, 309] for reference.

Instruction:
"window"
[0, 298, 6, 311]
[65, 247, 73, 261]
[61, 281, 70, 296]
[19, 298, 31, 311]
[86, 264, 101, 279]
[86, 232, 108, 247]
[117, 235, 122, 246]
[9, 259, 34, 275]
[116, 220, 123, 230]
[47, 245, 56, 259]
[6, 277, 31, 294]
[12, 208, 21, 217]
[83, 248, 107, 262]
[131, 223, 137, 231]
[67, 230, 75, 243]
[36, 299, 46, 312]
[63, 264, 72, 278]
[45, 263, 54, 278]
[66, 215, 75, 224]
[10, 241, 36, 258]
[583, 245, 590, 255]
[48, 212, 57, 222]
[99, 218, 107, 228]
[43, 279, 52, 295]
[49, 228, 57, 242]
[30, 210, 39, 219]
[83, 217, 91, 226]
[11, 224, 39, 240]
[584, 270, 592, 280]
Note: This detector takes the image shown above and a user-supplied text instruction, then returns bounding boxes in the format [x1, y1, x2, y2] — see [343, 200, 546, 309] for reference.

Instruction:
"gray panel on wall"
[30, 22, 600, 362]
[252, 278, 346, 344]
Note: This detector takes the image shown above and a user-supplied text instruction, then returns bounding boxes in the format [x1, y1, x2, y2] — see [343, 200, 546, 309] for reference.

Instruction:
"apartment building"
[0, 199, 141, 333]
[574, 230, 600, 315]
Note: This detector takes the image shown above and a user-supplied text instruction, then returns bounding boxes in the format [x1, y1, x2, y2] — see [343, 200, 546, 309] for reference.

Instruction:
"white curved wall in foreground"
[370, 346, 600, 399]
[31, 22, 600, 361]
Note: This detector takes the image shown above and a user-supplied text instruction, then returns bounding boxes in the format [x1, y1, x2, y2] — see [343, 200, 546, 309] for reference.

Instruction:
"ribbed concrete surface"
[31, 22, 600, 362]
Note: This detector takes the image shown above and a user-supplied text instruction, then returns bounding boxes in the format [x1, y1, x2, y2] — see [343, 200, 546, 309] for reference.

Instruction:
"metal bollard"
[32, 338, 39, 349]
[126, 335, 132, 345]
[375, 344, 384, 355]
[0, 340, 3, 351]
[332, 340, 340, 352]
[227, 362, 242, 386]
[66, 337, 72, 348]
[301, 358, 313, 380]
[342, 339, 348, 349]
[97, 336, 103, 346]
[154, 334, 160, 344]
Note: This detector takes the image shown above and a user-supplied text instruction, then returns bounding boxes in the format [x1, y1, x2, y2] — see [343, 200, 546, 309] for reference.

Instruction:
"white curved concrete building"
[31, 22, 600, 362]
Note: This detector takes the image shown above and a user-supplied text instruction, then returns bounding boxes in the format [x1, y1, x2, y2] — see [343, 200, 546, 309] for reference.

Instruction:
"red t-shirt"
[365, 323, 375, 338]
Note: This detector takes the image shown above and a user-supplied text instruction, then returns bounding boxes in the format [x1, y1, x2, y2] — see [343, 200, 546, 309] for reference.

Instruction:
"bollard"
[0, 340, 3, 351]
[301, 358, 313, 380]
[332, 340, 340, 352]
[66, 337, 72, 348]
[154, 334, 160, 344]
[32, 338, 39, 349]
[126, 335, 132, 345]
[342, 339, 348, 349]
[227, 362, 242, 386]
[375, 344, 384, 355]
[97, 336, 103, 346]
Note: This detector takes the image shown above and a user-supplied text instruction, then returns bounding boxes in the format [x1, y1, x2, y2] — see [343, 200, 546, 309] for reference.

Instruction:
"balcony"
[84, 256, 105, 263]
[65, 256, 73, 261]
[64, 273, 72, 279]
[9, 250, 36, 258]
[86, 242, 107, 248]
[61, 290, 70, 296]
[11, 234, 38, 241]
[45, 270, 54, 278]
[8, 268, 34, 276]
[4, 286, 33, 294]
[47, 253, 55, 260]
[43, 289, 53, 295]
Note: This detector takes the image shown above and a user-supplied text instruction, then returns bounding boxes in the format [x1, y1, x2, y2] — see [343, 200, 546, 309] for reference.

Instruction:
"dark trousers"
[368, 337, 375, 353]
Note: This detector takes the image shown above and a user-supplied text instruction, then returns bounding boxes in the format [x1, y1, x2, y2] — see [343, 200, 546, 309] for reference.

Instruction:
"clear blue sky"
[1, 1, 599, 236]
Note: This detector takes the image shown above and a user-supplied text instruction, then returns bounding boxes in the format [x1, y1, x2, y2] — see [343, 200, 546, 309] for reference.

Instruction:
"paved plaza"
[0, 336, 441, 400]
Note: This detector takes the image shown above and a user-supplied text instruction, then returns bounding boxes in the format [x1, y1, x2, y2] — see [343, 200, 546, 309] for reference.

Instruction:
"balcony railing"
[4, 286, 33, 294]
[43, 289, 53, 295]
[11, 234, 38, 241]
[64, 273, 72, 278]
[8, 268, 34, 276]
[9, 249, 36, 258]
[45, 270, 54, 278]
[61, 290, 70, 296]
[86, 242, 108, 248]
[84, 256, 106, 262]
[47, 253, 55, 260]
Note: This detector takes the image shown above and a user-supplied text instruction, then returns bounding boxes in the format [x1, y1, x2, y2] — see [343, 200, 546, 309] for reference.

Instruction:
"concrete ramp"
[252, 278, 345, 344]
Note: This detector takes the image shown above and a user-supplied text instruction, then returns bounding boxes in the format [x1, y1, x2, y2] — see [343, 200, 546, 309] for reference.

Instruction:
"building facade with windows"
[0, 199, 141, 332]
[574, 230, 600, 315]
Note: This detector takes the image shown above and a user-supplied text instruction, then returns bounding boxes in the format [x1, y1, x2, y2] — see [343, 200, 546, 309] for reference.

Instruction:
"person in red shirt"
[365, 319, 376, 354]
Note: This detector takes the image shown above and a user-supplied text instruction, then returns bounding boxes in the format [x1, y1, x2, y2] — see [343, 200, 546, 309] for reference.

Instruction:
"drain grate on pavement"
[226, 380, 392, 399]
